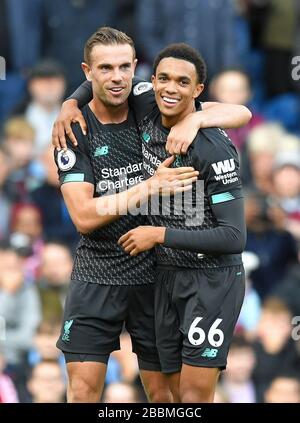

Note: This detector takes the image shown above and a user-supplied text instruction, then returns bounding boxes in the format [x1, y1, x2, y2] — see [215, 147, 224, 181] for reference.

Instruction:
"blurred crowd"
[0, 0, 300, 403]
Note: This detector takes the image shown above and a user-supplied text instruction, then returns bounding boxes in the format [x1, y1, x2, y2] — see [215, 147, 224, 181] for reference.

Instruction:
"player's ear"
[151, 74, 156, 91]
[81, 62, 92, 81]
[193, 83, 204, 99]
[132, 58, 138, 74]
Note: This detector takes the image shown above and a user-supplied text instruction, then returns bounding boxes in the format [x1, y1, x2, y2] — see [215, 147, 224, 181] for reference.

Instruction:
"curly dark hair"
[153, 43, 207, 83]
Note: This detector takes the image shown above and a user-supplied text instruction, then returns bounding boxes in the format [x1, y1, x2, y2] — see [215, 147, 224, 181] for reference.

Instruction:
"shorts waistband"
[156, 254, 242, 271]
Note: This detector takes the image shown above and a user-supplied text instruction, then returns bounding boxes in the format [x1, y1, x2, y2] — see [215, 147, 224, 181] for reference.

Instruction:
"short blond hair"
[262, 297, 291, 315]
[3, 116, 35, 141]
[84, 26, 136, 65]
[248, 123, 284, 154]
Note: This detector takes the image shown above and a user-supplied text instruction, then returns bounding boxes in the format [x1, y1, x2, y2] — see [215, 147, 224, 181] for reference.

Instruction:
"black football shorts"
[154, 265, 245, 373]
[57, 279, 161, 371]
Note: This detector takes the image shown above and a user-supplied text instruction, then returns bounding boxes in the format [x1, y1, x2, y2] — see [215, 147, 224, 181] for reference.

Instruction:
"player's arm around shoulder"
[166, 102, 251, 155]
[200, 101, 252, 129]
[52, 80, 93, 151]
[52, 100, 88, 151]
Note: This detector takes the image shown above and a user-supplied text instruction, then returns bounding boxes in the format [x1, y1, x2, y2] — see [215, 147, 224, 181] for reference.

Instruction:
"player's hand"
[166, 113, 200, 155]
[52, 99, 87, 151]
[149, 156, 199, 195]
[118, 226, 166, 256]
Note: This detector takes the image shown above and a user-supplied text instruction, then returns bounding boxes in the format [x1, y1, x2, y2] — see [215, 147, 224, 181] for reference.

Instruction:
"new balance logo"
[94, 146, 109, 157]
[201, 348, 219, 358]
[212, 159, 235, 175]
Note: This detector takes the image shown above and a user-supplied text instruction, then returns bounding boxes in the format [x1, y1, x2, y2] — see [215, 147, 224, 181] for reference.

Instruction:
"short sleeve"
[192, 127, 243, 206]
[54, 123, 95, 186]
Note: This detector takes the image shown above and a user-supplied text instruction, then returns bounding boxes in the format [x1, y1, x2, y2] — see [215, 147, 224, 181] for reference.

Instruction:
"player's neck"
[89, 97, 129, 124]
[161, 102, 196, 128]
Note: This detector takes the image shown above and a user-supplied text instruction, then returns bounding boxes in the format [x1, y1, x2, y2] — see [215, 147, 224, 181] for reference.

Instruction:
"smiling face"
[82, 43, 137, 108]
[152, 57, 204, 127]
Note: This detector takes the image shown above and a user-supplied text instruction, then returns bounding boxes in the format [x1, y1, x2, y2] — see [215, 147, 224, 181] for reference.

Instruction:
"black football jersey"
[54, 101, 156, 285]
[130, 90, 243, 268]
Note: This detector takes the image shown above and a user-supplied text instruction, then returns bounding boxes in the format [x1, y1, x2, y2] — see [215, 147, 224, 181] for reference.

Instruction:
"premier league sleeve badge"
[57, 149, 76, 171]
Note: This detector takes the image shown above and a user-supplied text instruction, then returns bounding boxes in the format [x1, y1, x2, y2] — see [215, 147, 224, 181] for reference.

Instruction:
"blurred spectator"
[264, 375, 300, 403]
[135, 0, 239, 87]
[10, 204, 45, 283]
[0, 0, 41, 123]
[261, 0, 298, 98]
[272, 149, 300, 243]
[116, 0, 136, 38]
[238, 251, 261, 336]
[27, 359, 66, 403]
[245, 190, 298, 299]
[246, 0, 299, 98]
[27, 320, 66, 392]
[41, 0, 117, 92]
[111, 332, 139, 384]
[102, 381, 143, 403]
[0, 244, 41, 400]
[110, 331, 148, 401]
[1, 117, 44, 202]
[245, 122, 284, 192]
[262, 94, 300, 134]
[221, 335, 256, 403]
[272, 261, 300, 317]
[31, 146, 79, 249]
[0, 244, 42, 363]
[37, 243, 72, 321]
[13, 60, 66, 155]
[29, 320, 62, 364]
[209, 68, 265, 151]
[0, 350, 19, 403]
[1, 233, 33, 259]
[213, 384, 230, 403]
[2, 116, 35, 170]
[0, 148, 11, 239]
[252, 297, 300, 402]
[105, 356, 122, 385]
[11, 204, 43, 243]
